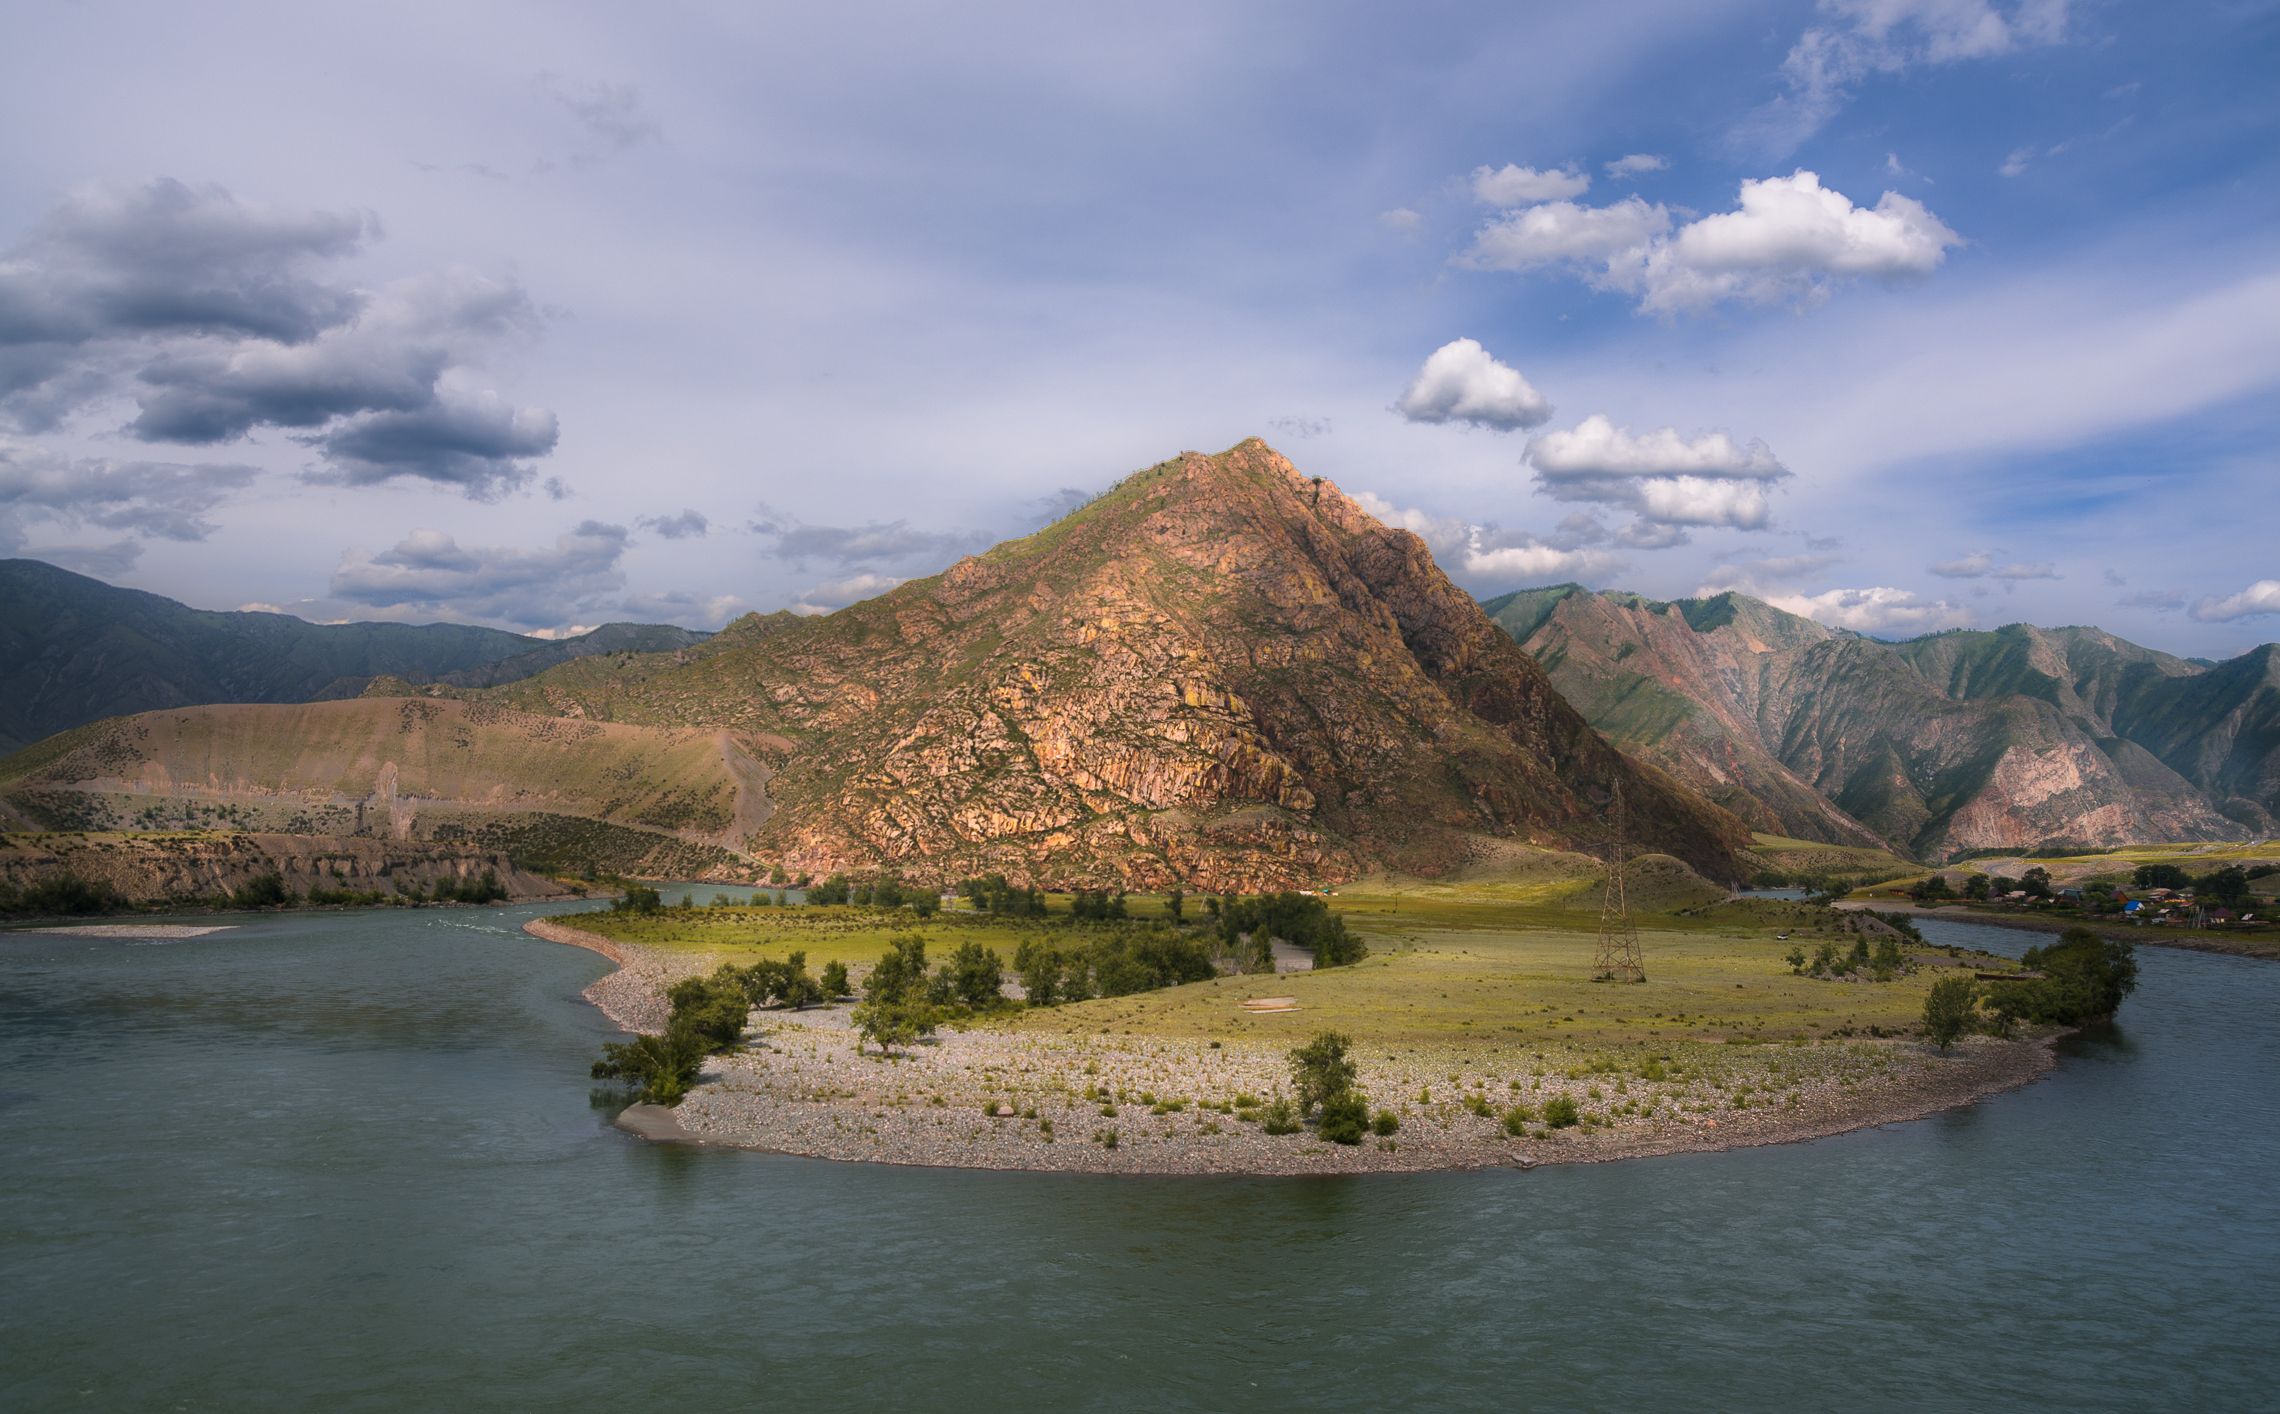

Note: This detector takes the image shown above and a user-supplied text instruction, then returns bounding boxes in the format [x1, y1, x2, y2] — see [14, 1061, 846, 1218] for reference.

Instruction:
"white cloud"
[1528, 414, 1786, 481]
[1462, 172, 1961, 314]
[1603, 153, 1668, 180]
[1378, 207, 1422, 231]
[1737, 1, 2074, 158]
[791, 571, 903, 615]
[1393, 338, 1552, 431]
[1462, 196, 1670, 271]
[1460, 540, 1619, 582]
[1759, 584, 1974, 633]
[2190, 580, 2280, 623]
[1470, 163, 1590, 206]
[1525, 414, 1789, 531]
[1351, 491, 1625, 583]
[1930, 550, 2059, 580]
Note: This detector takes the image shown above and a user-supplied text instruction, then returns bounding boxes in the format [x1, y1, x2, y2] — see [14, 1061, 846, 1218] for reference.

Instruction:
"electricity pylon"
[1593, 784, 1646, 983]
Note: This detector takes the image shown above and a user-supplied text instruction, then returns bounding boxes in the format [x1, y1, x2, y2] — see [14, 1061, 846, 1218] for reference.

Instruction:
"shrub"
[0, 873, 128, 917]
[1542, 1095, 1580, 1129]
[1289, 1031, 1359, 1116]
[946, 941, 1006, 1007]
[1986, 928, 2139, 1027]
[231, 871, 294, 909]
[665, 968, 751, 1051]
[1260, 1098, 1302, 1135]
[613, 884, 663, 914]
[1501, 1105, 1532, 1136]
[591, 1028, 708, 1105]
[1371, 1109, 1401, 1137]
[851, 998, 936, 1055]
[864, 934, 930, 1004]
[819, 960, 850, 998]
[1318, 1092, 1369, 1145]
[1922, 975, 1980, 1050]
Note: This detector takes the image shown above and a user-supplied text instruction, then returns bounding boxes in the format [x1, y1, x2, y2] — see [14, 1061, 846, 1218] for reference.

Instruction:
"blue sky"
[1, 0, 2275, 654]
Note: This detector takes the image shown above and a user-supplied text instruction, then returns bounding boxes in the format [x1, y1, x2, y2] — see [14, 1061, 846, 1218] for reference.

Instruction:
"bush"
[820, 960, 850, 998]
[0, 873, 128, 917]
[946, 941, 1005, 1007]
[1501, 1105, 1532, 1136]
[665, 968, 751, 1051]
[1289, 1031, 1358, 1116]
[864, 934, 930, 1004]
[1922, 975, 1980, 1051]
[1542, 1095, 1580, 1129]
[851, 998, 936, 1055]
[231, 871, 294, 909]
[1259, 1098, 1302, 1135]
[1371, 1109, 1401, 1137]
[591, 1028, 708, 1106]
[613, 884, 663, 915]
[1318, 1091, 1369, 1145]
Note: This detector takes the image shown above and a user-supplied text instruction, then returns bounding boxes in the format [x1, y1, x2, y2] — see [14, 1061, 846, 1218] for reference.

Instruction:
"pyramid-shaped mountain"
[487, 439, 1751, 887]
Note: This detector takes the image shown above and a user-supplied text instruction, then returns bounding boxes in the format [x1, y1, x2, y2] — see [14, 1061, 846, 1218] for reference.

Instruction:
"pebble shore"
[527, 918, 2059, 1176]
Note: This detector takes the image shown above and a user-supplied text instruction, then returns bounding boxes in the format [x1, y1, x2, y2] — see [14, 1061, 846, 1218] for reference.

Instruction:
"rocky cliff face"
[488, 440, 1752, 889]
[1487, 586, 2268, 860]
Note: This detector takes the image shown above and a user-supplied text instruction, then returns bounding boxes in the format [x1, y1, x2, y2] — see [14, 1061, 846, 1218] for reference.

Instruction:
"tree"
[2133, 863, 2191, 891]
[1289, 1031, 1358, 1117]
[232, 871, 294, 909]
[910, 892, 940, 918]
[947, 941, 1005, 1007]
[1988, 928, 2138, 1026]
[2021, 867, 2054, 899]
[851, 998, 935, 1055]
[614, 884, 663, 914]
[820, 960, 850, 998]
[808, 875, 852, 906]
[1317, 1091, 1369, 1145]
[665, 968, 751, 1050]
[865, 934, 930, 1004]
[1166, 889, 1185, 923]
[1014, 938, 1062, 1007]
[1963, 873, 1991, 901]
[591, 1028, 708, 1105]
[1923, 975, 1979, 1051]
[2197, 866, 2252, 909]
[1909, 874, 1953, 903]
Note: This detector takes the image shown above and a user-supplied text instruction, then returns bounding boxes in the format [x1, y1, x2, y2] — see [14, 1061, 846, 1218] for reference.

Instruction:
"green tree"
[851, 998, 936, 1055]
[1963, 873, 1991, 901]
[2021, 867, 2054, 899]
[1289, 1031, 1358, 1117]
[591, 1028, 708, 1105]
[1923, 975, 1979, 1051]
[1166, 889, 1185, 923]
[819, 960, 850, 998]
[2132, 863, 2191, 890]
[1988, 928, 2139, 1026]
[865, 934, 930, 1004]
[1317, 1091, 1369, 1145]
[947, 941, 1006, 1007]
[1013, 938, 1063, 1007]
[2197, 866, 2252, 909]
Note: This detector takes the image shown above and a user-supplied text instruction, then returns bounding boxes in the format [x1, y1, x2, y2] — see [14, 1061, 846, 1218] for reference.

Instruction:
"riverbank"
[1839, 899, 2280, 962]
[526, 917, 2061, 1176]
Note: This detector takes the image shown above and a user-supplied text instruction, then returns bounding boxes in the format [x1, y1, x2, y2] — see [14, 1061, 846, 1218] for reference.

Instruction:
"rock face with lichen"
[484, 439, 1752, 889]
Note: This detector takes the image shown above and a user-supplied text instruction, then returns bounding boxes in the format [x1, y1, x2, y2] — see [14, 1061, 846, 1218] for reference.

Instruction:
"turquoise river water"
[2, 896, 2276, 1410]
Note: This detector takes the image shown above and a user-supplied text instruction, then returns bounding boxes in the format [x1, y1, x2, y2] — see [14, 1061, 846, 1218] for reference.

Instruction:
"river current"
[2, 901, 2274, 1410]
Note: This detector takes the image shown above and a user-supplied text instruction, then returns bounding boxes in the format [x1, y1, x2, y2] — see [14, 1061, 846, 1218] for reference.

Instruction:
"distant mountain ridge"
[0, 558, 707, 753]
[1484, 584, 2279, 860]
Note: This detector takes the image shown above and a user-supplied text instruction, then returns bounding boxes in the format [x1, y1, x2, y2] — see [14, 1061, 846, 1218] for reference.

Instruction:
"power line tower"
[1593, 784, 1646, 984]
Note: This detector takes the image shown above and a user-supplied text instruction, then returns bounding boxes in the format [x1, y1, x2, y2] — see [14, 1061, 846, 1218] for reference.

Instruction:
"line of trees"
[1921, 927, 2138, 1050]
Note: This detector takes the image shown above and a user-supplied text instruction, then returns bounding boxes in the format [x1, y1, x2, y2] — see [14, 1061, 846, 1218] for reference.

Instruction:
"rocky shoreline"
[526, 918, 2061, 1176]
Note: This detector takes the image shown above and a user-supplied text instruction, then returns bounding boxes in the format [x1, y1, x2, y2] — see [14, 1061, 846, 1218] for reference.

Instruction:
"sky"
[2, 0, 2276, 655]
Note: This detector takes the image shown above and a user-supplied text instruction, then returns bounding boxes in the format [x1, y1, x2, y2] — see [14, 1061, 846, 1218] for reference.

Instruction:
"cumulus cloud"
[1470, 163, 1590, 206]
[0, 181, 560, 501]
[1524, 414, 1788, 530]
[639, 508, 709, 540]
[1929, 550, 2060, 580]
[1394, 338, 1552, 431]
[1462, 171, 1959, 314]
[1604, 154, 1668, 179]
[329, 520, 628, 627]
[790, 571, 904, 615]
[1352, 491, 1624, 585]
[0, 440, 256, 545]
[750, 507, 991, 568]
[2190, 580, 2280, 623]
[1736, 1, 2073, 158]
[1759, 584, 1974, 633]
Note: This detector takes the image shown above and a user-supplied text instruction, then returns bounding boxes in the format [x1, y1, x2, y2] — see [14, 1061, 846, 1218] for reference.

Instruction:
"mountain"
[0, 558, 706, 753]
[4, 442, 1752, 890]
[1485, 585, 2276, 860]
[478, 439, 1750, 887]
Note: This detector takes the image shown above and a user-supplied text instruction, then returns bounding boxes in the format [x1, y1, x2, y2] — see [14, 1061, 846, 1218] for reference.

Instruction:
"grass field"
[573, 872, 2011, 1062]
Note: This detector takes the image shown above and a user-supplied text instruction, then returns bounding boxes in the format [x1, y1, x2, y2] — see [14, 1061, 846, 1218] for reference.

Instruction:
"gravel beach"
[528, 917, 2060, 1175]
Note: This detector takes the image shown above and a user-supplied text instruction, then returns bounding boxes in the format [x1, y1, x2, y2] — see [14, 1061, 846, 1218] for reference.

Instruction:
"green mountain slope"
[0, 559, 704, 752]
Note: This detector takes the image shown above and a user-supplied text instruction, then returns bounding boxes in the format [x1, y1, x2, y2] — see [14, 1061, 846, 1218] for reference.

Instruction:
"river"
[2, 903, 2274, 1410]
